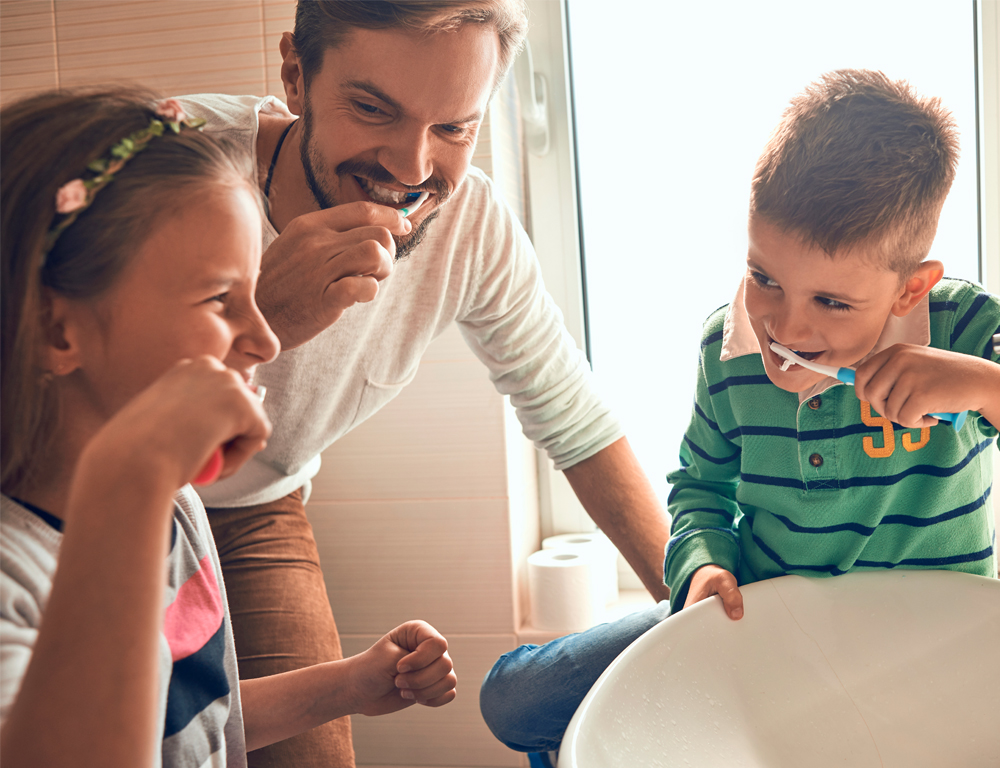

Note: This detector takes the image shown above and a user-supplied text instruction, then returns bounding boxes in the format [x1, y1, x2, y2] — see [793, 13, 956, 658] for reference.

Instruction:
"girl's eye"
[816, 296, 851, 311]
[750, 270, 778, 289]
[206, 293, 227, 305]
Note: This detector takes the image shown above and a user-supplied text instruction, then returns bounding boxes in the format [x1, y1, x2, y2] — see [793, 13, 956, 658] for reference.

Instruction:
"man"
[180, 2, 672, 765]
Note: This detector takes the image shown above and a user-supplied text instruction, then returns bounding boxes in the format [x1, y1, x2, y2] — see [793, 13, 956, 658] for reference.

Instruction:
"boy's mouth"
[355, 176, 426, 209]
[768, 337, 824, 369]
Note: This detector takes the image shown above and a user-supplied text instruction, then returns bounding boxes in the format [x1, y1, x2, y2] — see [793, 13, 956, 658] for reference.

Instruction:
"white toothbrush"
[769, 342, 967, 430]
[400, 191, 428, 218]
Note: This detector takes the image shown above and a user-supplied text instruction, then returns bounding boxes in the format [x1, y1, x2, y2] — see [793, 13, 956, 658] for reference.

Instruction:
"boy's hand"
[853, 343, 1000, 429]
[347, 620, 457, 717]
[685, 565, 744, 620]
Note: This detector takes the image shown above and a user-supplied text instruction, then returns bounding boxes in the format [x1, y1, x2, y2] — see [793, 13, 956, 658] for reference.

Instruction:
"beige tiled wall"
[0, 2, 532, 766]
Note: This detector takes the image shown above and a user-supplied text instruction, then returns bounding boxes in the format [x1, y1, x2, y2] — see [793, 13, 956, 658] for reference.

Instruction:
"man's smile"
[354, 175, 426, 208]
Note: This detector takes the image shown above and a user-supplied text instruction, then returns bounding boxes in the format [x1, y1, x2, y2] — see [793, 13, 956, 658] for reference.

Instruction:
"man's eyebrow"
[344, 79, 483, 124]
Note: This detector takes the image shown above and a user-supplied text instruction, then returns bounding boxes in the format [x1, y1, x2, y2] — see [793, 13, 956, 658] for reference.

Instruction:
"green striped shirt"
[664, 278, 999, 612]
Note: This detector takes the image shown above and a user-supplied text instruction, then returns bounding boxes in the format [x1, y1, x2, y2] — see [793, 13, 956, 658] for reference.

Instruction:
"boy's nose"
[768, 311, 812, 349]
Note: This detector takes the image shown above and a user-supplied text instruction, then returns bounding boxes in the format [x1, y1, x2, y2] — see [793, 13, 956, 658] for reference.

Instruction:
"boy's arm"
[240, 620, 456, 752]
[663, 349, 742, 615]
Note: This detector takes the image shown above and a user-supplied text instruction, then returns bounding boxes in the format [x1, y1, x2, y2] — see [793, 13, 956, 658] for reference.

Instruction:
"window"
[524, 1, 997, 532]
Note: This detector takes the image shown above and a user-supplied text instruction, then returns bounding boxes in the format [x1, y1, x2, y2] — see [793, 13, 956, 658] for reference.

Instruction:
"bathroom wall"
[0, 2, 539, 765]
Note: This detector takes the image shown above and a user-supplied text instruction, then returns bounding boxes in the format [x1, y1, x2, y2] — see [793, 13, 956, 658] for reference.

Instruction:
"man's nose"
[377, 126, 433, 187]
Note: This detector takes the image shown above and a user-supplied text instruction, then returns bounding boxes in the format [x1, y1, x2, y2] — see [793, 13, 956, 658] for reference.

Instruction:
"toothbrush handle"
[837, 368, 966, 430]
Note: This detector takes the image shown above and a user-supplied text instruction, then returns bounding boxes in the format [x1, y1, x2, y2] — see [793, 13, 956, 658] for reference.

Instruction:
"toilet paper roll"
[543, 531, 620, 605]
[528, 548, 605, 633]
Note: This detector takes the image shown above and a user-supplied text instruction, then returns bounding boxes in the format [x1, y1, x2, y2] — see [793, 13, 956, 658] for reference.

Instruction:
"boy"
[478, 68, 1000, 756]
[669, 68, 999, 619]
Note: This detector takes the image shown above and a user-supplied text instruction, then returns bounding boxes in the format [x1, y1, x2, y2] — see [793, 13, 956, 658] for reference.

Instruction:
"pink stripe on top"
[162, 555, 224, 662]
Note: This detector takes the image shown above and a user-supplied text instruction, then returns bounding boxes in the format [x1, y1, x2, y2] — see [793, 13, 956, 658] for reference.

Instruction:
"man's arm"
[562, 437, 671, 602]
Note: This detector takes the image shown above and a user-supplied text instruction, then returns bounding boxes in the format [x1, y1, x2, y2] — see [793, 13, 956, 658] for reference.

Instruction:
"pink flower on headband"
[55, 179, 87, 214]
[156, 99, 186, 123]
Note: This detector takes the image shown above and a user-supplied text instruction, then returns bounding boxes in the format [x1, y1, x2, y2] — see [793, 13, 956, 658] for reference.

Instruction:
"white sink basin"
[559, 570, 1000, 767]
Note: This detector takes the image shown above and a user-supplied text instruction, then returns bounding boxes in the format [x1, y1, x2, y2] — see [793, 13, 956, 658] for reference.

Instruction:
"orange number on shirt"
[860, 401, 894, 458]
[902, 427, 931, 452]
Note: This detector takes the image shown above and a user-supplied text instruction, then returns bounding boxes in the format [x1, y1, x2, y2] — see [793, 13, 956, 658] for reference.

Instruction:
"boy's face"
[744, 217, 907, 393]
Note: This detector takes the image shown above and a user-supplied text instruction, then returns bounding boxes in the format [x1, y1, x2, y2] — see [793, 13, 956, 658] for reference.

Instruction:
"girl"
[0, 89, 456, 768]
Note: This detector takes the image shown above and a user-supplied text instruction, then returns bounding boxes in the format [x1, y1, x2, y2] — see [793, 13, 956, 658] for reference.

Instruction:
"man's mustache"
[335, 159, 450, 201]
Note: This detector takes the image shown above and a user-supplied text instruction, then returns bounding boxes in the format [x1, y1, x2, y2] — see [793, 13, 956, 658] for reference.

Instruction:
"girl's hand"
[685, 564, 744, 620]
[81, 356, 271, 491]
[346, 621, 457, 717]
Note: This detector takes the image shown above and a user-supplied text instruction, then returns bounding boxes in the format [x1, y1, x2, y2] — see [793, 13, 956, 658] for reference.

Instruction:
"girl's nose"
[238, 304, 280, 364]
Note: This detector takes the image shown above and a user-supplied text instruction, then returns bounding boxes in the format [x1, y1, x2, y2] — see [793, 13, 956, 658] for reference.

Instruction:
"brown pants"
[207, 490, 356, 768]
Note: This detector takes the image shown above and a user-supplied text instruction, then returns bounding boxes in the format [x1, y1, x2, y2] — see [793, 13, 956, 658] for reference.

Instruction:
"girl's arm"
[240, 620, 456, 751]
[0, 358, 270, 768]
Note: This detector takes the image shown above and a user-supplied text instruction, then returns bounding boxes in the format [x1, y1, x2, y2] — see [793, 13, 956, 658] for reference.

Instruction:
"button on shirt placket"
[798, 391, 839, 489]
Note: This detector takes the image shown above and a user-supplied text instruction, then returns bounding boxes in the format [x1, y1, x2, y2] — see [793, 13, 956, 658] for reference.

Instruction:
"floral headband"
[43, 99, 207, 261]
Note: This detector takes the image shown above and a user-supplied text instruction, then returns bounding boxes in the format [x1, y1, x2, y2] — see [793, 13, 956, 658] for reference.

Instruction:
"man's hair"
[292, 0, 528, 91]
[750, 69, 959, 275]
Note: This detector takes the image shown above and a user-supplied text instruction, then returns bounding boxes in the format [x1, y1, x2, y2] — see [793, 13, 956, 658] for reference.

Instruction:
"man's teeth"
[357, 177, 419, 205]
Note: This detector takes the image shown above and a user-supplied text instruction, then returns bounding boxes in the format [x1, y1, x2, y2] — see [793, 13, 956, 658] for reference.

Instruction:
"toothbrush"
[769, 343, 968, 431]
[193, 384, 267, 485]
[400, 191, 428, 218]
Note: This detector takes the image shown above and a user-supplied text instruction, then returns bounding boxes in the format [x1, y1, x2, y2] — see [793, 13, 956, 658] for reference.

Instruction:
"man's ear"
[279, 32, 306, 117]
[891, 260, 944, 317]
[39, 291, 83, 378]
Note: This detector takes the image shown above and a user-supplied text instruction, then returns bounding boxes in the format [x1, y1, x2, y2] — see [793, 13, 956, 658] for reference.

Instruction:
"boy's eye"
[816, 296, 851, 311]
[206, 293, 227, 304]
[749, 270, 778, 288]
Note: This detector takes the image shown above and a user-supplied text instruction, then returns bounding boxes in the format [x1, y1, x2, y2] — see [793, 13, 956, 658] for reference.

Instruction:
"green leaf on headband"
[87, 158, 108, 173]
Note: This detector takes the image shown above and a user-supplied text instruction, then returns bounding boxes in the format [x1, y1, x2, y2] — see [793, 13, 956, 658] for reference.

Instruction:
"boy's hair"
[0, 88, 257, 495]
[291, 0, 528, 92]
[750, 69, 959, 275]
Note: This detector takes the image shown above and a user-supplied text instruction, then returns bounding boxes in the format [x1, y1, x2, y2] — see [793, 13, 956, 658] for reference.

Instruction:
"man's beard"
[299, 98, 445, 261]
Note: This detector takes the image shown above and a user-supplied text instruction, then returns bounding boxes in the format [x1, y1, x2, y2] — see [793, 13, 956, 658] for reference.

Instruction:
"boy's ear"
[279, 32, 306, 117]
[891, 260, 944, 318]
[39, 291, 83, 378]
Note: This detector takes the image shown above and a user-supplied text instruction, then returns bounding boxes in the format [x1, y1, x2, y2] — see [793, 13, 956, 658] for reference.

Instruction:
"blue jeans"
[479, 601, 673, 753]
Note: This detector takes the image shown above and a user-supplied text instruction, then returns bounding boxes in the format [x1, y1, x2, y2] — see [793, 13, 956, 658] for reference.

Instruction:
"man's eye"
[356, 102, 382, 115]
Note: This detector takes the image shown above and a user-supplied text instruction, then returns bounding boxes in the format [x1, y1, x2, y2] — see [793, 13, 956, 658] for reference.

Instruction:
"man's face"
[295, 25, 500, 258]
[744, 216, 907, 393]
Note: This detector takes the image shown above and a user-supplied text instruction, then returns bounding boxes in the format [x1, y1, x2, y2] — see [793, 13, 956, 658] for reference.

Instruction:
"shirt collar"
[719, 278, 931, 403]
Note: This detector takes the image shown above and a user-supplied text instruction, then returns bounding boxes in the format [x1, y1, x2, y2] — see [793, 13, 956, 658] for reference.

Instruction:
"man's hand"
[257, 202, 410, 349]
[347, 620, 457, 717]
[853, 343, 1000, 429]
[685, 564, 743, 620]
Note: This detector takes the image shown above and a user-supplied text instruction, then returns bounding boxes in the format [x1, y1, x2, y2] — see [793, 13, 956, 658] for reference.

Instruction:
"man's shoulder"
[175, 94, 289, 134]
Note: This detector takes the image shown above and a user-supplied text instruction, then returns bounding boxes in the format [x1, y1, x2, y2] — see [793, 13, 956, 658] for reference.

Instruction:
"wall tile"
[308, 498, 515, 635]
[340, 634, 524, 767]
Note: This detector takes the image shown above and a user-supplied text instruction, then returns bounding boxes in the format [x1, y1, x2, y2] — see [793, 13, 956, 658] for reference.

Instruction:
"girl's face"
[65, 184, 280, 418]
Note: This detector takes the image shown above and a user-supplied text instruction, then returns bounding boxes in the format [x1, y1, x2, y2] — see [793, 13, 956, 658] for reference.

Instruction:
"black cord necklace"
[263, 118, 297, 199]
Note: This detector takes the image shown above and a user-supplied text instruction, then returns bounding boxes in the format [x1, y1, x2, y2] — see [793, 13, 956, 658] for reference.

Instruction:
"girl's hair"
[1, 87, 258, 495]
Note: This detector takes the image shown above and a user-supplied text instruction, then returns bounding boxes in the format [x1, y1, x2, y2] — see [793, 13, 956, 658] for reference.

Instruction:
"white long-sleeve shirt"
[180, 95, 624, 508]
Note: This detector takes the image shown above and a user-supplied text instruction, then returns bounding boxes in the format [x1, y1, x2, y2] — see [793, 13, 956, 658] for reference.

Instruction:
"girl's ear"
[39, 291, 83, 377]
[891, 260, 944, 318]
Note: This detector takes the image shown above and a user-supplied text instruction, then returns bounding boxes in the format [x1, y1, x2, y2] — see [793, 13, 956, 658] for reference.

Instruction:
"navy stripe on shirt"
[708, 374, 773, 395]
[163, 620, 230, 738]
[951, 292, 990, 346]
